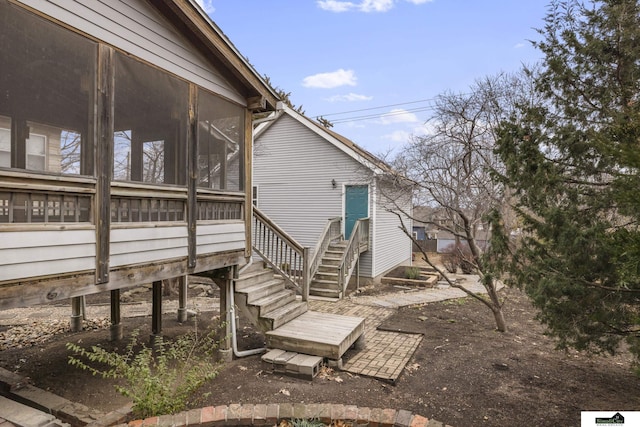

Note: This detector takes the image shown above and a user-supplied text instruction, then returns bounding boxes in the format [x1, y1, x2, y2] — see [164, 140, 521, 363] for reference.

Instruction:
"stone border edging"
[102, 403, 451, 427]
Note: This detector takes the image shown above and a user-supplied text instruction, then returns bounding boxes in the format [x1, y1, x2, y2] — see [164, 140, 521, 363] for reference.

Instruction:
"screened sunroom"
[0, 0, 277, 311]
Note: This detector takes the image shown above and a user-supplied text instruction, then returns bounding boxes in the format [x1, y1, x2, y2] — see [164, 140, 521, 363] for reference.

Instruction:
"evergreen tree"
[495, 0, 640, 361]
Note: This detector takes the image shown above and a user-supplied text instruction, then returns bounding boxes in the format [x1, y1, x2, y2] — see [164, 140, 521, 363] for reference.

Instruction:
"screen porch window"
[25, 132, 46, 171]
[112, 52, 189, 186]
[0, 1, 96, 176]
[197, 89, 245, 191]
[0, 124, 10, 168]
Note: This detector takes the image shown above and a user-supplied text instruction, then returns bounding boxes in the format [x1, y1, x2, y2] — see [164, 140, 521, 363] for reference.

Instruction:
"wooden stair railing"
[308, 217, 342, 281]
[252, 207, 309, 301]
[252, 209, 369, 300]
[337, 217, 370, 294]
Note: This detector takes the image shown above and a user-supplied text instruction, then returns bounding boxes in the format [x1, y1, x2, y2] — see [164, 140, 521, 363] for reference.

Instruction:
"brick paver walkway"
[310, 297, 423, 382]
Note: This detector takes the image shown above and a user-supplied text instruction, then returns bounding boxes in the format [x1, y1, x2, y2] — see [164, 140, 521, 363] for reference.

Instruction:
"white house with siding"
[0, 0, 278, 335]
[0, 0, 369, 365]
[253, 104, 413, 287]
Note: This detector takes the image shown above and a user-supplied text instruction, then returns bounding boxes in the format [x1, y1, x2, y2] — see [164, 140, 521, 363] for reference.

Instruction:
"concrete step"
[261, 349, 322, 380]
[252, 289, 297, 316]
[261, 300, 309, 330]
[236, 278, 285, 303]
[0, 395, 70, 427]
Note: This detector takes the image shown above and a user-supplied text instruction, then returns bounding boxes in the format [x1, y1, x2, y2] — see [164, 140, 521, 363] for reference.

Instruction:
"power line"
[315, 97, 439, 118]
[312, 91, 480, 124]
[328, 104, 438, 124]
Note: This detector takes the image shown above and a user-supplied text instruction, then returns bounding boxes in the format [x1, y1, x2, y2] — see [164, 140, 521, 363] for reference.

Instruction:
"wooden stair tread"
[266, 311, 365, 359]
[251, 289, 294, 306]
[261, 300, 307, 319]
[235, 278, 283, 294]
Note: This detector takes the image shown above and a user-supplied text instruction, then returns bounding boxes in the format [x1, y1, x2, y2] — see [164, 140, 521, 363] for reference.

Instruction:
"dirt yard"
[1, 283, 639, 427]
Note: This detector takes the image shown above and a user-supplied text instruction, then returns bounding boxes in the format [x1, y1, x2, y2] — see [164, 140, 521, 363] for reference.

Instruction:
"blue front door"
[345, 185, 368, 239]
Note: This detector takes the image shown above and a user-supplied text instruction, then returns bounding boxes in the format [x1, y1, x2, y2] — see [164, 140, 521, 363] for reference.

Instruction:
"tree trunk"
[485, 277, 507, 332]
[492, 306, 507, 333]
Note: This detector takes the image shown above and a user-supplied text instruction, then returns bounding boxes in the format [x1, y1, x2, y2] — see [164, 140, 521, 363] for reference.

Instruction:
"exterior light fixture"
[332, 179, 337, 189]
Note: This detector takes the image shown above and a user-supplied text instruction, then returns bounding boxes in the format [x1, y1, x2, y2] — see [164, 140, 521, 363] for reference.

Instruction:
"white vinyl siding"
[372, 182, 412, 277]
[255, 115, 377, 276]
[17, 0, 245, 105]
[0, 228, 96, 281]
[197, 222, 245, 254]
[110, 226, 188, 267]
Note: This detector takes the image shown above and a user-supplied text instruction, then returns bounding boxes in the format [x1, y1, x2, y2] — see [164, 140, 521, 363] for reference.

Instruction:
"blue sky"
[198, 0, 549, 156]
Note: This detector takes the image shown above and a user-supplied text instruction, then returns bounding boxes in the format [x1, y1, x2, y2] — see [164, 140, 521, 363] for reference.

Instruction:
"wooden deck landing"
[265, 311, 365, 360]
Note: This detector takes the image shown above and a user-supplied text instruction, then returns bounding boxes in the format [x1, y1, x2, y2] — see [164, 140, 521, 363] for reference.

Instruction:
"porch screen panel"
[0, 1, 96, 175]
[197, 90, 245, 191]
[113, 52, 189, 186]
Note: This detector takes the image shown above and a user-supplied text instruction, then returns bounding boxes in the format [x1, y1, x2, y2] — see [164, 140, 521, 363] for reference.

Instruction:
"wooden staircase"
[234, 261, 365, 364]
[234, 261, 308, 332]
[309, 241, 347, 299]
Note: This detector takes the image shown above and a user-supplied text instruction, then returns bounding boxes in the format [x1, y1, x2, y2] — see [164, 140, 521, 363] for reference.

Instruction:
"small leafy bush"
[405, 267, 422, 280]
[67, 326, 224, 418]
[279, 419, 326, 427]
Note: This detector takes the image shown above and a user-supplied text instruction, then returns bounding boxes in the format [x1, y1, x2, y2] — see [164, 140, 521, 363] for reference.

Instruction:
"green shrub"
[288, 419, 326, 427]
[405, 267, 422, 280]
[66, 326, 224, 418]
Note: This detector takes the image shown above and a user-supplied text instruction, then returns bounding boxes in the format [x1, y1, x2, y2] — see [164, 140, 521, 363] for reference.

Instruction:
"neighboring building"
[412, 206, 440, 253]
[434, 229, 490, 253]
[0, 0, 277, 314]
[412, 206, 490, 253]
[253, 104, 413, 285]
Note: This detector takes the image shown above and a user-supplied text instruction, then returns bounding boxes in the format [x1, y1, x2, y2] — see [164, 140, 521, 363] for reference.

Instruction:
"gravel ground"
[0, 295, 220, 351]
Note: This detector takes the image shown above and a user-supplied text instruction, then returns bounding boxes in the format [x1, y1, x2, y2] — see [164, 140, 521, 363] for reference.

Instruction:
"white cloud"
[194, 0, 215, 14]
[318, 0, 430, 12]
[360, 0, 394, 12]
[302, 69, 357, 89]
[514, 42, 526, 49]
[326, 93, 373, 102]
[383, 130, 411, 143]
[317, 0, 357, 12]
[380, 108, 419, 124]
[411, 122, 431, 136]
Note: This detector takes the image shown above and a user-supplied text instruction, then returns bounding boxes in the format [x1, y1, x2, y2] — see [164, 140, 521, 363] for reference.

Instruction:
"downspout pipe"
[227, 266, 266, 358]
[229, 97, 279, 357]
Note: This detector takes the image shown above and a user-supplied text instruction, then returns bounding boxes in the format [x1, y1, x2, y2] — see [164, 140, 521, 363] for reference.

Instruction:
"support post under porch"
[177, 275, 188, 323]
[151, 280, 162, 342]
[70, 296, 84, 332]
[110, 289, 123, 341]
